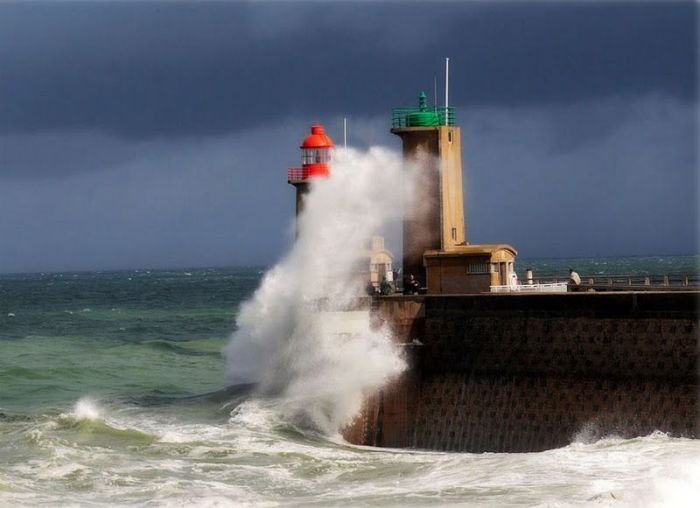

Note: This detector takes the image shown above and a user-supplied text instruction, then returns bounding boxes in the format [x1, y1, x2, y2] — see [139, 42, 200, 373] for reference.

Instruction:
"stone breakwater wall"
[345, 292, 699, 452]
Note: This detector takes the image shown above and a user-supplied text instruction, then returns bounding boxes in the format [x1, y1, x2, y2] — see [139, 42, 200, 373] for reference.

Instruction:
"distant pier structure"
[391, 91, 517, 294]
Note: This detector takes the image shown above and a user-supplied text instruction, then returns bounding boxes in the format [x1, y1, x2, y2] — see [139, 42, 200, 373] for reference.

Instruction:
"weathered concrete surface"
[345, 291, 699, 452]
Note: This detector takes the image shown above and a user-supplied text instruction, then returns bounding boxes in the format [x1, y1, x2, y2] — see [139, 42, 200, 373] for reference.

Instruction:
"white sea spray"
[72, 397, 102, 421]
[223, 146, 416, 433]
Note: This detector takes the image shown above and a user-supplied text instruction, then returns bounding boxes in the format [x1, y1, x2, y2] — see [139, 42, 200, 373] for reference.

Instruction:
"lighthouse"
[392, 81, 517, 294]
[287, 123, 334, 218]
[391, 91, 466, 287]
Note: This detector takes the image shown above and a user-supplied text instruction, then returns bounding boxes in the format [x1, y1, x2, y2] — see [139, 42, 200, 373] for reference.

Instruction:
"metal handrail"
[527, 273, 699, 289]
[491, 282, 568, 293]
[287, 167, 307, 183]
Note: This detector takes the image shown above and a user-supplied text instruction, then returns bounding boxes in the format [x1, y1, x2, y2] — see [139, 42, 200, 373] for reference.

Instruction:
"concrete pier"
[345, 291, 699, 452]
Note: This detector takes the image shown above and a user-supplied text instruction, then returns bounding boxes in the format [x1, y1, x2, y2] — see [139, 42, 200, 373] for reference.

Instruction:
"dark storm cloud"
[462, 94, 698, 257]
[0, 1, 696, 272]
[0, 121, 306, 272]
[0, 1, 695, 140]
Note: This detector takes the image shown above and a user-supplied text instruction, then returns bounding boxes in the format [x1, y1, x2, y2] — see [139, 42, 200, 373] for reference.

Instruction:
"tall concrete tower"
[391, 91, 465, 286]
[287, 124, 334, 219]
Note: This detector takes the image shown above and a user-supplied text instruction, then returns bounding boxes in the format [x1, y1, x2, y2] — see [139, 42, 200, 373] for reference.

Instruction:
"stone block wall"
[346, 291, 699, 452]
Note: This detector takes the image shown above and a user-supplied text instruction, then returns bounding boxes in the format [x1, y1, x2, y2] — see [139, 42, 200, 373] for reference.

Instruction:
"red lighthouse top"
[288, 124, 334, 183]
[301, 124, 334, 150]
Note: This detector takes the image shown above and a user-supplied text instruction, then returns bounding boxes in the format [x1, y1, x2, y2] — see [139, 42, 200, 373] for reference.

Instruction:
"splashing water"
[72, 397, 102, 421]
[3, 263, 700, 506]
[223, 146, 415, 433]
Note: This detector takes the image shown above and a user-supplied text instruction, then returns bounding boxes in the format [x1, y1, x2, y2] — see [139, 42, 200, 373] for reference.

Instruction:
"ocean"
[1, 256, 699, 507]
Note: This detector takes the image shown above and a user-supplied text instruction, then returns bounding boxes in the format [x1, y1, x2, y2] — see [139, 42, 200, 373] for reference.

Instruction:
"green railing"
[391, 107, 456, 128]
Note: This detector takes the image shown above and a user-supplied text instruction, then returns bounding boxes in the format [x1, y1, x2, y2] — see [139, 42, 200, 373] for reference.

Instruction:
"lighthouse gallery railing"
[391, 107, 456, 128]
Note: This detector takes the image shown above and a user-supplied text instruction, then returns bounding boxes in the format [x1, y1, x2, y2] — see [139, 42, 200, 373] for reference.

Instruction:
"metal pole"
[434, 76, 437, 111]
[445, 57, 449, 124]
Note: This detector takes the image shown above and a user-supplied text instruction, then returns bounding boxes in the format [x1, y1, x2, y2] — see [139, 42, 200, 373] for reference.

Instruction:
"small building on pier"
[424, 244, 517, 295]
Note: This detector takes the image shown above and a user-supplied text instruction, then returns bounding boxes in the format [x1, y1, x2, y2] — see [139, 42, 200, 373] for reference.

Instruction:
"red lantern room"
[288, 123, 335, 222]
[288, 124, 334, 183]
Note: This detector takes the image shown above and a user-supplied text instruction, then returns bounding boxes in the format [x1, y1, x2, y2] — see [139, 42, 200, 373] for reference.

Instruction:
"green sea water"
[1, 257, 698, 506]
[1, 268, 261, 411]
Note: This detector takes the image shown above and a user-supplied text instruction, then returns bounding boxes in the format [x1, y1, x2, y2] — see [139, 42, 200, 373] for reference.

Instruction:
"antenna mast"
[445, 57, 449, 124]
[434, 75, 438, 111]
[343, 117, 347, 149]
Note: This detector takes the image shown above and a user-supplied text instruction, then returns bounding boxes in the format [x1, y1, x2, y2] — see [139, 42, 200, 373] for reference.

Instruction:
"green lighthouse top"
[418, 90, 428, 111]
[392, 91, 456, 128]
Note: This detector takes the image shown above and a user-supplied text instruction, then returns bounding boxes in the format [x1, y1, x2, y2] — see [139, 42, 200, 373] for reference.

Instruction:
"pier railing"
[491, 282, 568, 293]
[526, 273, 700, 291]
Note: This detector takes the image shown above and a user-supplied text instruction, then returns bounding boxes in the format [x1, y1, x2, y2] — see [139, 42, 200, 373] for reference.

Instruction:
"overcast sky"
[0, 0, 696, 273]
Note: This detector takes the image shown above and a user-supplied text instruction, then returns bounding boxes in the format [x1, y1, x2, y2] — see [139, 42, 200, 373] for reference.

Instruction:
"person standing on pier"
[404, 274, 420, 295]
